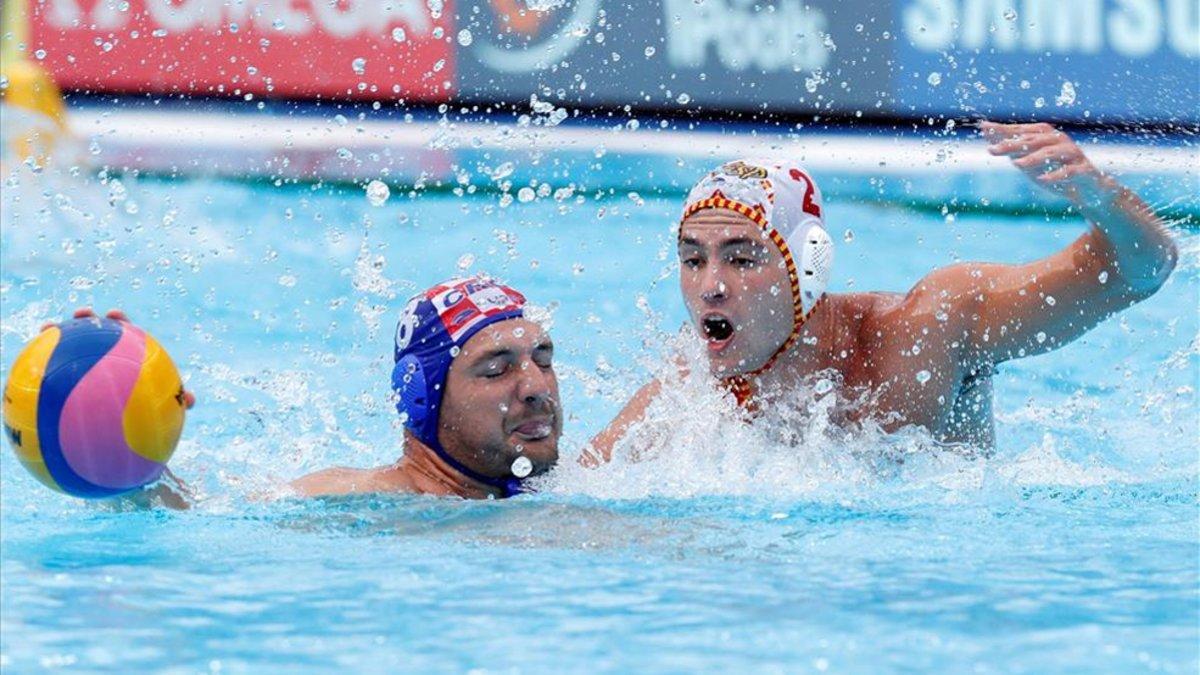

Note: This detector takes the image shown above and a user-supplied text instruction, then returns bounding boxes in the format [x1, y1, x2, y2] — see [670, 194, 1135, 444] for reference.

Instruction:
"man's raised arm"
[918, 122, 1178, 366]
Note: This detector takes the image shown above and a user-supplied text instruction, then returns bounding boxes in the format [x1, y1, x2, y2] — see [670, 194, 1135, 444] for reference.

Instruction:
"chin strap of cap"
[426, 443, 525, 498]
[722, 293, 827, 409]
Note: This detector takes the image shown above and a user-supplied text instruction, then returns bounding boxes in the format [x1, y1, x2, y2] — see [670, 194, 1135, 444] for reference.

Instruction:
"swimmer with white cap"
[293, 275, 561, 499]
[587, 122, 1178, 459]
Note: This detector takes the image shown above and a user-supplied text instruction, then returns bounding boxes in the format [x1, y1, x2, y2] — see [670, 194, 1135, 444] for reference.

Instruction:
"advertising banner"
[26, 0, 1199, 123]
[892, 0, 1200, 122]
[28, 0, 454, 101]
[454, 0, 1198, 123]
[454, 0, 893, 115]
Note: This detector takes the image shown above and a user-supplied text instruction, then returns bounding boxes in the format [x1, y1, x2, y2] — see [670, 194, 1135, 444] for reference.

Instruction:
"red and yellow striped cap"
[680, 160, 835, 395]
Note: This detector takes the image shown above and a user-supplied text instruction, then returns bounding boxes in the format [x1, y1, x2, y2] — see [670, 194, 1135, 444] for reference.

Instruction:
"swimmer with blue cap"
[587, 122, 1178, 459]
[293, 275, 561, 499]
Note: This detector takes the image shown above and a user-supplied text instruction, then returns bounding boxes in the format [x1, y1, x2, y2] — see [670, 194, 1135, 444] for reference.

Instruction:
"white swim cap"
[681, 159, 834, 325]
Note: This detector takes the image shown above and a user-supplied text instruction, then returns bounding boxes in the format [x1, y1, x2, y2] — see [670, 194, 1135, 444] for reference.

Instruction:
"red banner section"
[30, 0, 455, 101]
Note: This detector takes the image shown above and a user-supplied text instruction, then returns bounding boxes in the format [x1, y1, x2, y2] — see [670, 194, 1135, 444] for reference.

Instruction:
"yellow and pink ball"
[2, 317, 186, 498]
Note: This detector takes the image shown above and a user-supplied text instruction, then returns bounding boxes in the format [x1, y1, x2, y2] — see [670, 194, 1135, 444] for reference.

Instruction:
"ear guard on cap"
[797, 221, 834, 315]
[392, 354, 432, 434]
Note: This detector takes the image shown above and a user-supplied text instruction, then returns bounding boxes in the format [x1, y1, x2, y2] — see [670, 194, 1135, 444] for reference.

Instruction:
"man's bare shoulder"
[853, 264, 983, 329]
[837, 286, 972, 355]
[289, 466, 408, 498]
[834, 291, 906, 328]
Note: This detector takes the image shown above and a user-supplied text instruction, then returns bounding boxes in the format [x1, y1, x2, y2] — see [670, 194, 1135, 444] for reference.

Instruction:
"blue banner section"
[892, 0, 1199, 122]
[454, 0, 1198, 124]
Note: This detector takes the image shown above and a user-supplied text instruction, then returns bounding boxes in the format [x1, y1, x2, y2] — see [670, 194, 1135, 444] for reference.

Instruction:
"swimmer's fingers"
[182, 390, 197, 410]
[578, 448, 600, 469]
[986, 132, 1058, 157]
[1011, 145, 1077, 172]
[43, 307, 97, 331]
[979, 120, 1058, 142]
[104, 309, 131, 323]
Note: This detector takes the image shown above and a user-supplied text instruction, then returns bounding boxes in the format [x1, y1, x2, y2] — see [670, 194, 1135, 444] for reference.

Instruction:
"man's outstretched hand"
[982, 121, 1107, 204]
[41, 307, 196, 410]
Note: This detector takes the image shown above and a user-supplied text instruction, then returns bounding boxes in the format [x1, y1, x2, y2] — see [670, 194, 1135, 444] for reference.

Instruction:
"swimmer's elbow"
[1143, 238, 1178, 296]
[1113, 238, 1178, 303]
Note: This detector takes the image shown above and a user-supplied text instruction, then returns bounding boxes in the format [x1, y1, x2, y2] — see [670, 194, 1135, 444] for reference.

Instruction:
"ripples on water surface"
[1, 167, 1197, 672]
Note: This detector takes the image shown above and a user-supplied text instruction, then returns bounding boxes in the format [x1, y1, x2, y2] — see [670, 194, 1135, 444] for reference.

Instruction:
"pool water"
[1, 160, 1197, 672]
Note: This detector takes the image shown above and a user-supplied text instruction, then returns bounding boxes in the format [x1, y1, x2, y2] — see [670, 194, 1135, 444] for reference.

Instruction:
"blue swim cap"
[391, 276, 527, 494]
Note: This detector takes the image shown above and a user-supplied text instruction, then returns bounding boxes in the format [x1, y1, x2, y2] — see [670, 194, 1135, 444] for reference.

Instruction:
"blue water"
[1, 161, 1197, 672]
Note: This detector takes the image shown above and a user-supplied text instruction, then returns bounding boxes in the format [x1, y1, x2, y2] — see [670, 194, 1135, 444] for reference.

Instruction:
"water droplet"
[926, 72, 942, 86]
[1035, 331, 1047, 343]
[107, 179, 127, 204]
[511, 456, 532, 478]
[351, 57, 366, 75]
[1098, 270, 1109, 284]
[915, 370, 931, 384]
[1002, 8, 1017, 20]
[1044, 295, 1056, 306]
[457, 29, 473, 46]
[676, 93, 691, 105]
[449, 346, 461, 357]
[392, 27, 407, 42]
[644, 46, 656, 57]
[492, 162, 514, 180]
[517, 187, 536, 203]
[1055, 80, 1077, 107]
[366, 180, 390, 206]
[814, 379, 833, 395]
[843, 229, 855, 243]
[457, 253, 475, 271]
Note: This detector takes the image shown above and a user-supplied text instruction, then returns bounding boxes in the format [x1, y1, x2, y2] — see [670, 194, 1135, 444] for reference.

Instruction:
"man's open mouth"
[702, 313, 735, 351]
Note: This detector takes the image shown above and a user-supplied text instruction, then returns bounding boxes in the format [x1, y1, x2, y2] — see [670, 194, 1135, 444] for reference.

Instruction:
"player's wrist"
[1069, 171, 1119, 210]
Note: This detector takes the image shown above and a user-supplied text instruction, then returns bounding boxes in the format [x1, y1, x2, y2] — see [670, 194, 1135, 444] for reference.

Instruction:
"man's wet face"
[678, 210, 794, 376]
[438, 319, 562, 479]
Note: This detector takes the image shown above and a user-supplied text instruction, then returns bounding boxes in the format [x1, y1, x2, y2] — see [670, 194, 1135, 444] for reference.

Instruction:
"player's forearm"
[1073, 174, 1178, 297]
[581, 379, 661, 467]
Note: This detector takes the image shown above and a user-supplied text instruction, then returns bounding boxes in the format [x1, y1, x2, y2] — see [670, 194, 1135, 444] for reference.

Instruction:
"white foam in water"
[537, 321, 1191, 502]
[541, 331, 939, 499]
